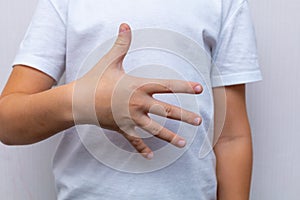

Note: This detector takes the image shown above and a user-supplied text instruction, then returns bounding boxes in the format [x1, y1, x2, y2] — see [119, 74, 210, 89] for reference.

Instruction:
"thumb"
[109, 23, 132, 64]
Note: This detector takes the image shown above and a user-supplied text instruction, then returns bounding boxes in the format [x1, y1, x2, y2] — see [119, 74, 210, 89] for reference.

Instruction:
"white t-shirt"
[13, 0, 262, 199]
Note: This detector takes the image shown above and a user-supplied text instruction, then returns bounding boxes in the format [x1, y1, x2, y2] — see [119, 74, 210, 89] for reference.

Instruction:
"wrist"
[68, 80, 99, 126]
[56, 82, 76, 126]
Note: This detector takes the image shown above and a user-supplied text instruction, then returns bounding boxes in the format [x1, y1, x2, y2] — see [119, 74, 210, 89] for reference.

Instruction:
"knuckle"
[164, 105, 173, 116]
[115, 37, 128, 47]
[139, 145, 148, 153]
[136, 83, 147, 92]
[132, 138, 143, 146]
[151, 126, 162, 136]
[129, 97, 144, 110]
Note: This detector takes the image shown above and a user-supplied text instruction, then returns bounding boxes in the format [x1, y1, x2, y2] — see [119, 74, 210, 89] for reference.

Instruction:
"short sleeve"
[12, 0, 67, 82]
[211, 0, 262, 87]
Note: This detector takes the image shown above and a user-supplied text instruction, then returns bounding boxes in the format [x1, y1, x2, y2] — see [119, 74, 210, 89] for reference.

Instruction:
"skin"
[214, 84, 252, 200]
[0, 24, 203, 159]
[0, 23, 252, 198]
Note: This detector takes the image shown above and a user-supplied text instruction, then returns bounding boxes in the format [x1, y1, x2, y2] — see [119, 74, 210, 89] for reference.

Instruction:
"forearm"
[0, 83, 74, 145]
[213, 84, 253, 200]
[214, 134, 253, 200]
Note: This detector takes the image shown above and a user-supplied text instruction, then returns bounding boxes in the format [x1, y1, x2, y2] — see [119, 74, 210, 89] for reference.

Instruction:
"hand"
[74, 23, 203, 159]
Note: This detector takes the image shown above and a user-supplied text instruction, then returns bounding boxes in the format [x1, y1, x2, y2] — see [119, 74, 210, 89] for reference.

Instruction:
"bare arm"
[214, 84, 252, 200]
[0, 24, 202, 159]
[0, 66, 74, 145]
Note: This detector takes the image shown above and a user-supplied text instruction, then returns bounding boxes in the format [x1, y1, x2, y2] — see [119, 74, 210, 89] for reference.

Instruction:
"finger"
[147, 98, 202, 126]
[107, 23, 132, 64]
[141, 79, 203, 95]
[139, 116, 187, 148]
[120, 130, 154, 160]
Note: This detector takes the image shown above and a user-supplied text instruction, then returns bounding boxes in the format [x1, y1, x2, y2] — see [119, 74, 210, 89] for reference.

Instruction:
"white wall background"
[0, 0, 299, 199]
[248, 1, 300, 199]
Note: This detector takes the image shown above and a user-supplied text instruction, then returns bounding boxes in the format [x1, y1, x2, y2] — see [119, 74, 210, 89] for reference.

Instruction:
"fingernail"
[120, 26, 128, 33]
[177, 140, 186, 147]
[194, 117, 201, 125]
[194, 85, 202, 93]
[120, 27, 127, 33]
[147, 152, 154, 160]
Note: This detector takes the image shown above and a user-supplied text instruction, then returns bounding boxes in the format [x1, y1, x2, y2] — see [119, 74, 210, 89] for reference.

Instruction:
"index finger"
[141, 79, 203, 95]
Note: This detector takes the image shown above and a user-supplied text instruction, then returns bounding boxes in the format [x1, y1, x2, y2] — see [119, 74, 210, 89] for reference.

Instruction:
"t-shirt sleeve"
[211, 0, 262, 87]
[12, 0, 66, 82]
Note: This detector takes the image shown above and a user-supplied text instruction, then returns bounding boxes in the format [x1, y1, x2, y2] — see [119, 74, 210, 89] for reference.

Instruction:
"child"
[0, 0, 262, 199]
